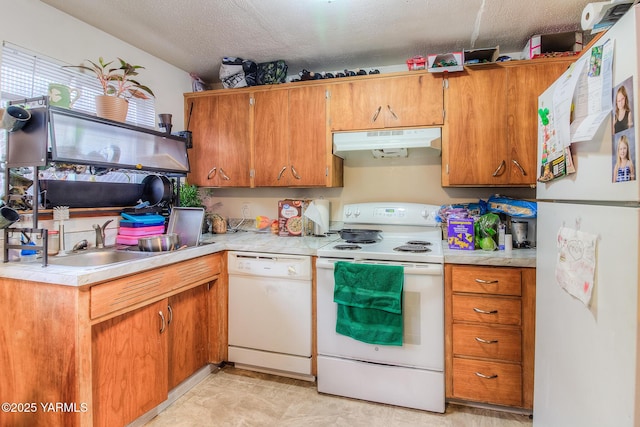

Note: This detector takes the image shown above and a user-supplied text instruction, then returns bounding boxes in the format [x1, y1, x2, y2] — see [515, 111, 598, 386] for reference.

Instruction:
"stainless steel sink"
[48, 249, 158, 267]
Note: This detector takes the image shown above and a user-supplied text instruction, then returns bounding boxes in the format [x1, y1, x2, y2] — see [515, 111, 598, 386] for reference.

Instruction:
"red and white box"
[522, 31, 583, 59]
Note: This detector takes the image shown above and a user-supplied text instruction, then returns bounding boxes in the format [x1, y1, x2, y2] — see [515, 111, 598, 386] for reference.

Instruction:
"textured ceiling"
[40, 0, 595, 84]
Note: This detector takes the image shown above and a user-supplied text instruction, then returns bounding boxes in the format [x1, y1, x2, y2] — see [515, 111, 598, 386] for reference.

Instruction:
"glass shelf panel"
[49, 107, 189, 173]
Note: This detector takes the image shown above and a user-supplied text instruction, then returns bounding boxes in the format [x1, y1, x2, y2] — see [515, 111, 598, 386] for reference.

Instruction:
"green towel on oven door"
[333, 261, 404, 346]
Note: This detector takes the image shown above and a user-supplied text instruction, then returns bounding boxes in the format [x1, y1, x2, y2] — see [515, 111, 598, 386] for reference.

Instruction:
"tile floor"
[144, 365, 533, 427]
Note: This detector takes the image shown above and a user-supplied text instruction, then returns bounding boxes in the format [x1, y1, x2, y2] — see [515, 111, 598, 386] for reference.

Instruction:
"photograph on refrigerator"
[612, 132, 636, 182]
[612, 77, 634, 134]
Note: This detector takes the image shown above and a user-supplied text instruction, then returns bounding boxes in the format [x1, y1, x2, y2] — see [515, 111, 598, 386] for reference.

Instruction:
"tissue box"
[427, 51, 464, 73]
[523, 31, 583, 59]
[447, 218, 475, 250]
[278, 199, 311, 237]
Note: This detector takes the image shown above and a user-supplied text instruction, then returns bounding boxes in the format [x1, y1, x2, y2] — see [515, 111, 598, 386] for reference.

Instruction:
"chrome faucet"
[72, 239, 88, 252]
[93, 219, 114, 248]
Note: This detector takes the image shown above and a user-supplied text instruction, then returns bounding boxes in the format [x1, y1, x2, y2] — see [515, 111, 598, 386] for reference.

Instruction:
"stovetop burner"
[406, 240, 432, 246]
[393, 244, 432, 253]
[345, 239, 377, 244]
[333, 244, 362, 250]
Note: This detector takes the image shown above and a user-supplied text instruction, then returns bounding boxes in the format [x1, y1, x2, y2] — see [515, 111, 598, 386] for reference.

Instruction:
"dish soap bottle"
[498, 222, 506, 251]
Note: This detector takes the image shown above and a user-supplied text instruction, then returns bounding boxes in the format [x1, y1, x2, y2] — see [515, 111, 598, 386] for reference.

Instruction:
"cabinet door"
[168, 285, 209, 389]
[329, 79, 382, 130]
[329, 74, 443, 131]
[186, 96, 217, 187]
[253, 90, 289, 187]
[384, 73, 443, 127]
[506, 61, 572, 185]
[445, 67, 508, 185]
[288, 85, 328, 186]
[92, 299, 168, 427]
[216, 92, 252, 186]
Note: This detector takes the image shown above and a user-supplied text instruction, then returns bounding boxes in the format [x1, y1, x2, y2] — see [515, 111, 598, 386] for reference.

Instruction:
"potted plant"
[65, 57, 154, 122]
[179, 182, 201, 208]
[179, 183, 211, 234]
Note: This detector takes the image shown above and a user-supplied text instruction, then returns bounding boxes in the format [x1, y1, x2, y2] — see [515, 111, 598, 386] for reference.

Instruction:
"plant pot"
[95, 95, 128, 122]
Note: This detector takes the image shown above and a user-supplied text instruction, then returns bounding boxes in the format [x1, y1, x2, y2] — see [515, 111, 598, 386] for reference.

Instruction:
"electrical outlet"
[241, 202, 251, 218]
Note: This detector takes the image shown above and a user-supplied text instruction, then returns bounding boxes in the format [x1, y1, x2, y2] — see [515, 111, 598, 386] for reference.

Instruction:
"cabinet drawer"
[451, 266, 521, 296]
[452, 358, 522, 407]
[452, 324, 521, 362]
[452, 295, 521, 326]
[91, 254, 221, 319]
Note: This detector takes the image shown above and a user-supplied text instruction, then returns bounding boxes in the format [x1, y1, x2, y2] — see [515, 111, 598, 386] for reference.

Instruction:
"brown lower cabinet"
[92, 299, 169, 427]
[445, 264, 536, 410]
[92, 284, 210, 427]
[0, 253, 223, 427]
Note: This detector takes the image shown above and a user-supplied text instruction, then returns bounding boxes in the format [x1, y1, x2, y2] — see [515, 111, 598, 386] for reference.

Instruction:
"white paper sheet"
[555, 226, 598, 306]
[570, 38, 614, 142]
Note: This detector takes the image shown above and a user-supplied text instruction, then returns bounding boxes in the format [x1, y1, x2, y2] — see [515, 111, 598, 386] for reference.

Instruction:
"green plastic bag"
[474, 213, 500, 250]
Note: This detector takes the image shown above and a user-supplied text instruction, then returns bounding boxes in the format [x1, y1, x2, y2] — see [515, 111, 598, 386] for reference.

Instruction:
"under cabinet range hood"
[332, 128, 441, 159]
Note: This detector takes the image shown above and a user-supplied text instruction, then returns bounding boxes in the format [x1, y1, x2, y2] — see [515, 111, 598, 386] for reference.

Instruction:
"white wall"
[0, 0, 192, 129]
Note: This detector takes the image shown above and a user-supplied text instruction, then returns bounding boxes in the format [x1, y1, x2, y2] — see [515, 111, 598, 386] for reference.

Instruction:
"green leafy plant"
[179, 183, 202, 207]
[65, 57, 155, 99]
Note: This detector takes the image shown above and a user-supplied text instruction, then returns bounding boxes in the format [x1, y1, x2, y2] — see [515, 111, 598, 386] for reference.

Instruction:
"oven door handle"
[315, 258, 443, 275]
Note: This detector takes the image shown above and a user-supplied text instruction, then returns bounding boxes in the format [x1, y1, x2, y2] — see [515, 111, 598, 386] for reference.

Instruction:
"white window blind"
[0, 42, 156, 127]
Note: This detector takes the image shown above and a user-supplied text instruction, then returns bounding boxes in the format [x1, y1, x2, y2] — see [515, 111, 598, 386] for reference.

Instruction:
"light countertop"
[0, 231, 535, 287]
[443, 245, 536, 268]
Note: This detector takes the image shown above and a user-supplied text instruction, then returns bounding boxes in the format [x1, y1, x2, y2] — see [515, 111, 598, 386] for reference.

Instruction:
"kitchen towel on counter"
[333, 262, 404, 346]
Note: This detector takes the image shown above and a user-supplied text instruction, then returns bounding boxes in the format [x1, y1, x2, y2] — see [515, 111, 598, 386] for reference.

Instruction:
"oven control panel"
[343, 203, 439, 226]
[372, 207, 406, 219]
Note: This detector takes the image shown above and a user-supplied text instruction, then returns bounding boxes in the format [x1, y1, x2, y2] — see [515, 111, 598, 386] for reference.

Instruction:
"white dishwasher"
[227, 251, 313, 381]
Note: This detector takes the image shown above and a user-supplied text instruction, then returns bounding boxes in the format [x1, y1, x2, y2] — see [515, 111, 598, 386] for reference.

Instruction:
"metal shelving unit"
[2, 96, 190, 266]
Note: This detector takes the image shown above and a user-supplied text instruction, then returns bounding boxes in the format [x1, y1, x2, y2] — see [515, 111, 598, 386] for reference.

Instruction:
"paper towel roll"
[581, 2, 609, 30]
[303, 199, 330, 235]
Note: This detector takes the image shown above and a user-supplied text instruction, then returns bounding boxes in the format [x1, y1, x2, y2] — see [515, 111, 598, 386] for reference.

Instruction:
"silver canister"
[511, 220, 528, 248]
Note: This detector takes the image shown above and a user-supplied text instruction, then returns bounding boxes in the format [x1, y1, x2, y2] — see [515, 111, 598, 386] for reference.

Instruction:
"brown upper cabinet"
[186, 82, 342, 188]
[328, 73, 444, 131]
[185, 92, 252, 187]
[253, 86, 337, 187]
[442, 59, 574, 187]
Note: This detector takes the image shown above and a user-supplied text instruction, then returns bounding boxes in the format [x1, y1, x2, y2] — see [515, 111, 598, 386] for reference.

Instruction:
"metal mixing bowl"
[137, 233, 181, 252]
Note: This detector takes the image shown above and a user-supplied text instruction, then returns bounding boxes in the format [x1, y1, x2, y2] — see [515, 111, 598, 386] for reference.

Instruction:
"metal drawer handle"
[512, 159, 527, 176]
[219, 168, 231, 180]
[473, 307, 498, 315]
[475, 372, 498, 379]
[277, 166, 287, 180]
[475, 336, 499, 344]
[167, 304, 173, 325]
[159, 310, 166, 334]
[372, 105, 382, 122]
[475, 278, 498, 284]
[492, 160, 506, 177]
[207, 167, 217, 180]
[387, 105, 398, 120]
[291, 165, 301, 180]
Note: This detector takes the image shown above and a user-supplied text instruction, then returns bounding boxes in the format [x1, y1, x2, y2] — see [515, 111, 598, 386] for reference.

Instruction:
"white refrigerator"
[534, 5, 640, 427]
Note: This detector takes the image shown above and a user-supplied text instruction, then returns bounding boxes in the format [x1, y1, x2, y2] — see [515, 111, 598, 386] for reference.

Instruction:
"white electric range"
[316, 202, 445, 413]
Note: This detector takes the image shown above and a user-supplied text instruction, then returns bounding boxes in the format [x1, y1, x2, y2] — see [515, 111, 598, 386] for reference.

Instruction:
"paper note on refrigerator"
[570, 38, 614, 142]
[555, 226, 598, 306]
